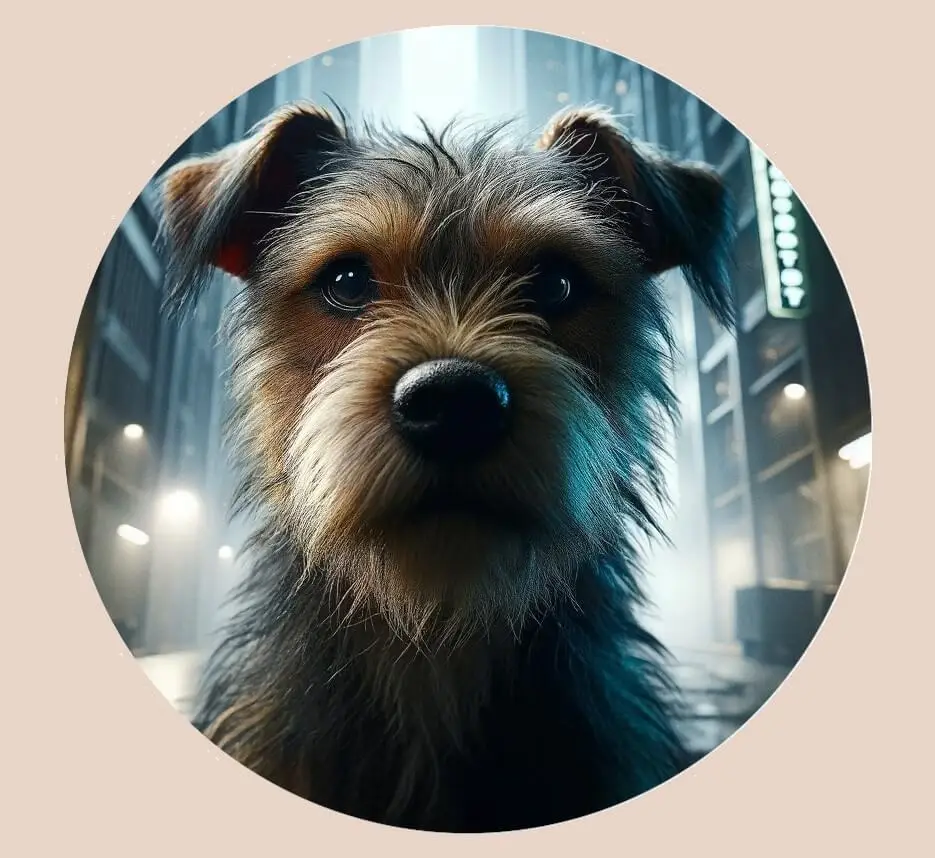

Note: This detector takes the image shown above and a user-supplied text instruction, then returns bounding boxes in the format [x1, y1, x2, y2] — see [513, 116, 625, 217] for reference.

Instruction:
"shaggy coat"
[157, 101, 735, 832]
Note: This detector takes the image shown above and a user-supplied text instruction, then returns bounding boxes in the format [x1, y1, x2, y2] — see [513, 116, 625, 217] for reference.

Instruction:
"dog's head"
[158, 102, 735, 643]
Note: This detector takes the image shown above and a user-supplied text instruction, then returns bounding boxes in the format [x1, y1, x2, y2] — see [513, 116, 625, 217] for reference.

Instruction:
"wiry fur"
[157, 101, 736, 832]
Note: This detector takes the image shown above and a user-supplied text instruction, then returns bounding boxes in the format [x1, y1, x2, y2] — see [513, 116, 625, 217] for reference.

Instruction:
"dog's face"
[159, 103, 734, 643]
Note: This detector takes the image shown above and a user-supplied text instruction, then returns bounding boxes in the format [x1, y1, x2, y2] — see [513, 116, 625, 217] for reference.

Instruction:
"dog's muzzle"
[391, 358, 512, 462]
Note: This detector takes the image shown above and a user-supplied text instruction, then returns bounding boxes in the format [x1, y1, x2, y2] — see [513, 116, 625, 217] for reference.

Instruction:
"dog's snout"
[392, 358, 511, 461]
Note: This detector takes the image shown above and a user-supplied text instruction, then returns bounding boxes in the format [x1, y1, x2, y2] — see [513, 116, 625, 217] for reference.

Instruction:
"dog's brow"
[275, 194, 618, 291]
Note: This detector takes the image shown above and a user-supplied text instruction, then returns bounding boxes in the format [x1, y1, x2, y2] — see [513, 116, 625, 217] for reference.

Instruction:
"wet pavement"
[669, 645, 790, 757]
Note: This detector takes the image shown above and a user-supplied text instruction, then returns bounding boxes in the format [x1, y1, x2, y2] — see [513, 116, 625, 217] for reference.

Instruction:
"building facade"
[66, 185, 179, 650]
[66, 96, 251, 654]
[66, 42, 368, 655]
[657, 75, 870, 662]
[521, 33, 871, 661]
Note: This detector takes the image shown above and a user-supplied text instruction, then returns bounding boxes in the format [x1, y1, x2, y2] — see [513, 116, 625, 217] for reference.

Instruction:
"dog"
[156, 101, 735, 832]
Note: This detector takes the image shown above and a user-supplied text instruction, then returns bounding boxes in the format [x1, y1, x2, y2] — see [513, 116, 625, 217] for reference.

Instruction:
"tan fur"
[155, 105, 733, 824]
[279, 279, 613, 642]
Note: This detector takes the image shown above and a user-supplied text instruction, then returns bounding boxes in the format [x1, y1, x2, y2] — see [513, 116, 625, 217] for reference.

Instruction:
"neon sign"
[750, 146, 810, 319]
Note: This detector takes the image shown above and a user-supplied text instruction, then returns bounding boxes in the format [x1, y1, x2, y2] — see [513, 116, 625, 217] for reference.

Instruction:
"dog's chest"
[309, 635, 614, 831]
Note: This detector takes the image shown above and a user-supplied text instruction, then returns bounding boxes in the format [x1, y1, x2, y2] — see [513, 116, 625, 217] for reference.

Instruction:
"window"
[748, 367, 814, 474]
[756, 455, 828, 584]
[701, 355, 734, 415]
[746, 316, 802, 381]
[705, 413, 744, 499]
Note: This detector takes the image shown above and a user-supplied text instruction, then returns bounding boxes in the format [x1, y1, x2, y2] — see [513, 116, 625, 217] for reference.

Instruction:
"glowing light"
[782, 285, 807, 308]
[615, 79, 628, 96]
[123, 424, 144, 440]
[556, 91, 570, 103]
[399, 27, 479, 134]
[752, 147, 808, 319]
[783, 383, 807, 401]
[157, 489, 200, 526]
[839, 432, 871, 470]
[321, 54, 334, 67]
[218, 545, 234, 560]
[117, 524, 150, 546]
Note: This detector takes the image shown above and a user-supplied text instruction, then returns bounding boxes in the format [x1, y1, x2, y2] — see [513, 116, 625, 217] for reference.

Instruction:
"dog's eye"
[523, 254, 583, 315]
[312, 255, 378, 315]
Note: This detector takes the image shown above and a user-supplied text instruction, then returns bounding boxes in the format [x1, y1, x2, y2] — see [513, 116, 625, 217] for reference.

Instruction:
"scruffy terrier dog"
[157, 101, 734, 832]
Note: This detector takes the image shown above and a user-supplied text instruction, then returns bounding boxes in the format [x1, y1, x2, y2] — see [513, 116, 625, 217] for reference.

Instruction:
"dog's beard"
[282, 286, 630, 646]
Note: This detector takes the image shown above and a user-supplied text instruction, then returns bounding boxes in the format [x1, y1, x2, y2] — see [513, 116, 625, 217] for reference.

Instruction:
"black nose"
[392, 358, 512, 461]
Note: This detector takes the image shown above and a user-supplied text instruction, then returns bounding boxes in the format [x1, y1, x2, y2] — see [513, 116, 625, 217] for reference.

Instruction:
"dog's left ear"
[156, 102, 346, 314]
[538, 107, 736, 327]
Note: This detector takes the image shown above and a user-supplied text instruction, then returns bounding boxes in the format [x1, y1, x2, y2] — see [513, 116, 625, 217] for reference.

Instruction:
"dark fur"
[156, 101, 735, 832]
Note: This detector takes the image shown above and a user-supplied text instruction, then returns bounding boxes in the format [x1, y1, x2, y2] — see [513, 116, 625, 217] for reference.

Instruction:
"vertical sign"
[750, 146, 810, 319]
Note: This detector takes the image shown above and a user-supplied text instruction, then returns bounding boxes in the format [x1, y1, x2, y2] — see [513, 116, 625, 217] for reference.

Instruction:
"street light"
[838, 431, 871, 470]
[117, 523, 150, 546]
[157, 488, 200, 527]
[123, 423, 144, 440]
[783, 382, 807, 401]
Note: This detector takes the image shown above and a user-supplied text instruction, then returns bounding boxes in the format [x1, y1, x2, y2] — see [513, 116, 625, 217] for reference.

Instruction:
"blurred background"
[64, 26, 871, 762]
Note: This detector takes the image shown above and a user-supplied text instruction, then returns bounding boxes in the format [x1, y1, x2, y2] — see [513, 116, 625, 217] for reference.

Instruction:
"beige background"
[4, 0, 931, 853]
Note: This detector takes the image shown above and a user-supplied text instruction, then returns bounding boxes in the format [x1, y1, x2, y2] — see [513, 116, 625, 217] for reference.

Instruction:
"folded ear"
[156, 102, 346, 314]
[537, 106, 736, 328]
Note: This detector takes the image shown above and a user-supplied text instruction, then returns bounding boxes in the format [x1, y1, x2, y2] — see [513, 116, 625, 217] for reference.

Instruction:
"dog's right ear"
[537, 107, 736, 329]
[157, 102, 345, 314]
